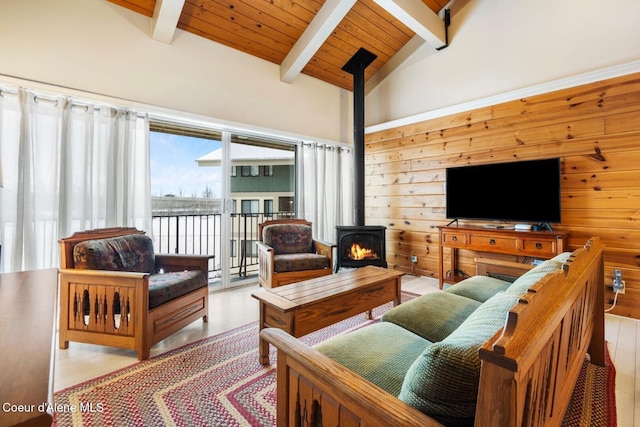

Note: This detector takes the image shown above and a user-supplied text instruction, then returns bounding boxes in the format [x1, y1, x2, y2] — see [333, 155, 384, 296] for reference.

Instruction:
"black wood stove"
[335, 48, 387, 270]
[336, 225, 387, 269]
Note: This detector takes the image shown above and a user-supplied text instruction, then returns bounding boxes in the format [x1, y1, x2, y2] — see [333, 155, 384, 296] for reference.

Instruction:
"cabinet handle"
[452, 236, 457, 242]
[489, 239, 496, 245]
[536, 243, 542, 249]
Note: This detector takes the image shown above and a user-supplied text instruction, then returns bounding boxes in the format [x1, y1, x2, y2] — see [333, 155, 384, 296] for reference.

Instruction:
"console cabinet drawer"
[468, 235, 517, 252]
[521, 239, 556, 256]
[442, 232, 467, 247]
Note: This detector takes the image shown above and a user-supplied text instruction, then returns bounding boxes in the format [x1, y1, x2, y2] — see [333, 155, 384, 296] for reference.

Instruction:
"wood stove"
[336, 48, 388, 271]
[336, 226, 387, 269]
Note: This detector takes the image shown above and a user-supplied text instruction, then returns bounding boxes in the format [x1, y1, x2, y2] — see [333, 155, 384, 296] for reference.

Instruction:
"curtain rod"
[0, 85, 147, 117]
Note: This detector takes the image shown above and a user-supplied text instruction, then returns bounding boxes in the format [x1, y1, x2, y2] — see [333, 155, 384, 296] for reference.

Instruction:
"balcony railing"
[151, 212, 295, 285]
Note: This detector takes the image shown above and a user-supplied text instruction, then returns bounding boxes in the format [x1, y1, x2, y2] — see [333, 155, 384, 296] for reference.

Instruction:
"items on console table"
[0, 268, 58, 427]
[438, 225, 568, 289]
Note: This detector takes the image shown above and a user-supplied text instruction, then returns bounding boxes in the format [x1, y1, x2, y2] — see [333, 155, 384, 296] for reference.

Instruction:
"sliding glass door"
[149, 125, 296, 290]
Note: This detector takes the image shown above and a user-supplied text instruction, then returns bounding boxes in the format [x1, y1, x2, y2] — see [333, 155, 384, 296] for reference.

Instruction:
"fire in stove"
[349, 243, 378, 260]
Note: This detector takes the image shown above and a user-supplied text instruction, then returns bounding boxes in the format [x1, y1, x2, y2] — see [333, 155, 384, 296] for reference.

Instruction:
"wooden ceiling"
[108, 0, 451, 90]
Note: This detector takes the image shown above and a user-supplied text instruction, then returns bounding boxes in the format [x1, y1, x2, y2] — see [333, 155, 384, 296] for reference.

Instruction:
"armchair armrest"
[59, 268, 150, 281]
[257, 241, 275, 288]
[313, 239, 336, 260]
[261, 328, 442, 427]
[475, 257, 533, 279]
[155, 254, 212, 273]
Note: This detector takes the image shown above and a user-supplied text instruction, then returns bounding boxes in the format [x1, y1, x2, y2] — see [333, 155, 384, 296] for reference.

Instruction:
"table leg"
[258, 302, 270, 365]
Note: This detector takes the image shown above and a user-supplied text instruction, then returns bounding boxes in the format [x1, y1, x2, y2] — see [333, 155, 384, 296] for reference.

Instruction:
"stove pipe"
[342, 48, 377, 227]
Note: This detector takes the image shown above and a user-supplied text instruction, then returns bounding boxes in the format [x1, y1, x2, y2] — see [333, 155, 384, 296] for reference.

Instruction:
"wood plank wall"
[365, 71, 640, 319]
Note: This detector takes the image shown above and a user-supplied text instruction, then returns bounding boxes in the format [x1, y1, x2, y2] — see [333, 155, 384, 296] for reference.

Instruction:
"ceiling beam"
[280, 0, 357, 84]
[151, 0, 185, 44]
[367, 1, 473, 92]
[373, 0, 446, 48]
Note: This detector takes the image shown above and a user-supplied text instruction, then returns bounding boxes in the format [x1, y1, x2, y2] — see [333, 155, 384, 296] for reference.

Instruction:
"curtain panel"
[299, 142, 353, 243]
[0, 88, 151, 272]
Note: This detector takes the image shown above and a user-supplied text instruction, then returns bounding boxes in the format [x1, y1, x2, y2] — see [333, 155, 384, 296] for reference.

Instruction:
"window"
[242, 240, 258, 257]
[264, 199, 273, 215]
[241, 165, 259, 177]
[149, 128, 221, 199]
[279, 197, 294, 212]
[241, 200, 259, 214]
[264, 165, 273, 176]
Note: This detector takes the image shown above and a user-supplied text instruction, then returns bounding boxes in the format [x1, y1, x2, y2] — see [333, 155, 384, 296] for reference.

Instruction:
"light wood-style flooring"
[54, 275, 639, 426]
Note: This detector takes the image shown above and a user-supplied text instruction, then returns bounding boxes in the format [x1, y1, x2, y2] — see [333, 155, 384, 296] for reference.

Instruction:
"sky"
[150, 131, 222, 198]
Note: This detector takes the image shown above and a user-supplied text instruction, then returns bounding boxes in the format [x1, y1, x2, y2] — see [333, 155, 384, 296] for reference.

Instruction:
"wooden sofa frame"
[261, 237, 606, 426]
[58, 227, 210, 360]
[256, 219, 335, 289]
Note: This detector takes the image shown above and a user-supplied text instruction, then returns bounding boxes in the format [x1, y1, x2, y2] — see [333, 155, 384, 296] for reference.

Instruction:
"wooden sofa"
[58, 227, 210, 360]
[261, 237, 606, 426]
[257, 219, 335, 288]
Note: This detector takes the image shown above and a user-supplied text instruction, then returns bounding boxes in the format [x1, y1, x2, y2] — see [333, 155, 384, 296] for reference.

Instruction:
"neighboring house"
[196, 144, 295, 218]
[193, 143, 296, 273]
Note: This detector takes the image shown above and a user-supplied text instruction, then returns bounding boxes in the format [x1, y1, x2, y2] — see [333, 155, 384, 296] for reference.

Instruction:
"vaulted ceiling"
[108, 0, 452, 91]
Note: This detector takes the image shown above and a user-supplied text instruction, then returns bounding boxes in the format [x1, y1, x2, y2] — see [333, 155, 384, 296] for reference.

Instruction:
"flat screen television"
[445, 158, 561, 225]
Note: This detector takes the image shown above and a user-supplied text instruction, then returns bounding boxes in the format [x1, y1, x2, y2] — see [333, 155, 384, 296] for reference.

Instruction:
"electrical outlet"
[411, 255, 417, 263]
[618, 281, 626, 294]
[613, 269, 625, 294]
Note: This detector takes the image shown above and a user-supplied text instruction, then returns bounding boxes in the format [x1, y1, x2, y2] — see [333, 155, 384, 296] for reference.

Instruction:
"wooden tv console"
[438, 225, 568, 288]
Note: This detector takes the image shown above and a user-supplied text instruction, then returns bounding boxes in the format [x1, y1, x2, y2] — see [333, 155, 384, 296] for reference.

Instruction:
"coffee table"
[252, 265, 404, 364]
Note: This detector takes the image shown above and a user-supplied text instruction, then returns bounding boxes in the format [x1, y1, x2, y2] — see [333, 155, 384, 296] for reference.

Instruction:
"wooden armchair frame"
[257, 219, 335, 289]
[58, 227, 210, 360]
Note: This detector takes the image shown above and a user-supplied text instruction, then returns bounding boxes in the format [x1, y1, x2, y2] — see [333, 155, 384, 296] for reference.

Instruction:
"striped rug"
[53, 293, 616, 427]
[52, 297, 403, 427]
[562, 345, 617, 427]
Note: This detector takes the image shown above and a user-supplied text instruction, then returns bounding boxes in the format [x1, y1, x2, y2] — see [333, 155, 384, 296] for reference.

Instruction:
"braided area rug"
[53, 294, 414, 427]
[562, 345, 617, 427]
[53, 292, 616, 427]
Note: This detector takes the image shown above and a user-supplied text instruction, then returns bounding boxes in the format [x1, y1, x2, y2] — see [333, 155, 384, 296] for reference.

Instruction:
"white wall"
[0, 0, 351, 144]
[365, 0, 640, 128]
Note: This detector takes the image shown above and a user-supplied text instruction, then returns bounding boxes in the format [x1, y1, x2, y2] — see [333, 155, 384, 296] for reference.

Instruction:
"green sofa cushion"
[444, 275, 512, 303]
[314, 322, 431, 397]
[381, 292, 482, 343]
[398, 291, 520, 426]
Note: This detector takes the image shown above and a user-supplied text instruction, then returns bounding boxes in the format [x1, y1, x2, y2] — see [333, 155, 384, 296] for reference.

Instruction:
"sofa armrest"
[155, 254, 211, 273]
[475, 257, 533, 279]
[261, 328, 443, 427]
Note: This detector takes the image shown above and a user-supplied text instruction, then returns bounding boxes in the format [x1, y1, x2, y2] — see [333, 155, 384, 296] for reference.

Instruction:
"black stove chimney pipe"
[342, 48, 377, 227]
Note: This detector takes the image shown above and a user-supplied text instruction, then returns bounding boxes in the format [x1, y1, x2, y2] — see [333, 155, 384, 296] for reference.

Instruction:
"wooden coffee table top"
[252, 265, 404, 311]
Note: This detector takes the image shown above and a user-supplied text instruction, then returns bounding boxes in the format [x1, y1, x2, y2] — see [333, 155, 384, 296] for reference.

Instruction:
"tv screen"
[445, 158, 561, 224]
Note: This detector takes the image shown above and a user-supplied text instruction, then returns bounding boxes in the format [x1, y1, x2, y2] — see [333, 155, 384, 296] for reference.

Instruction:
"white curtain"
[0, 88, 151, 272]
[298, 142, 353, 243]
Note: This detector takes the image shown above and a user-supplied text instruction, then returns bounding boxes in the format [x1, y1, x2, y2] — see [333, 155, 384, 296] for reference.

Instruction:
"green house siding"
[231, 165, 294, 193]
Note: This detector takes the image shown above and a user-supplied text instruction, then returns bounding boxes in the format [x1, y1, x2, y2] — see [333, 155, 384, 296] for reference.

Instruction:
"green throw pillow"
[505, 259, 564, 296]
[398, 291, 520, 426]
